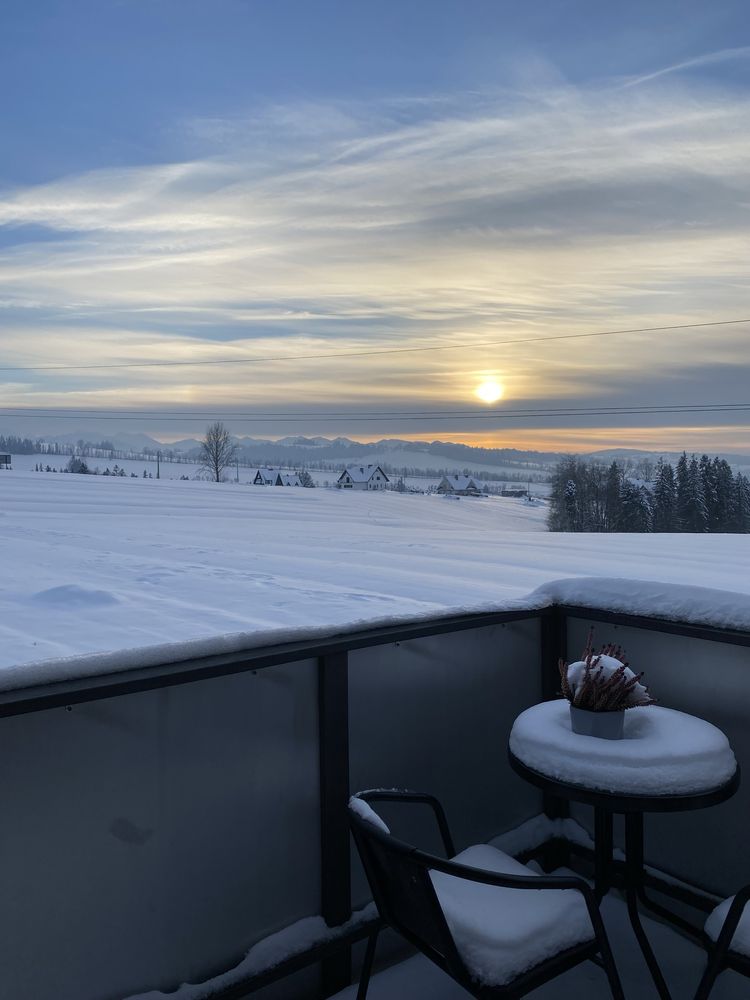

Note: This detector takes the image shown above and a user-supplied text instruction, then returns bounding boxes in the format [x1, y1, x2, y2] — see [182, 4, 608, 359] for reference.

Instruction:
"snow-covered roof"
[440, 474, 480, 491]
[280, 473, 301, 487]
[338, 465, 389, 483]
[255, 468, 278, 483]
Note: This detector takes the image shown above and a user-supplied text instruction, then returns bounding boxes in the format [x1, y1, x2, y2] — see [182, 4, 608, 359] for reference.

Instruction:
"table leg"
[594, 807, 613, 901]
[625, 813, 672, 1000]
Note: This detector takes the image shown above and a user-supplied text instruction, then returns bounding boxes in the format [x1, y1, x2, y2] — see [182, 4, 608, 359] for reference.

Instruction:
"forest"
[548, 454, 750, 533]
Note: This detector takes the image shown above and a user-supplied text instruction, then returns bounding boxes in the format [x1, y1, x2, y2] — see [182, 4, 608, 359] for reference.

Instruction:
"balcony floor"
[334, 886, 747, 999]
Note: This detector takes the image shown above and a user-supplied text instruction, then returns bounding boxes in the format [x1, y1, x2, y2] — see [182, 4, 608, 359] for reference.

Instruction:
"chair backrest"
[349, 800, 465, 975]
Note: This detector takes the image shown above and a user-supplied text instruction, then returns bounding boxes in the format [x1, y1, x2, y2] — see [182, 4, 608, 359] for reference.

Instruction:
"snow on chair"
[694, 885, 750, 998]
[349, 789, 624, 999]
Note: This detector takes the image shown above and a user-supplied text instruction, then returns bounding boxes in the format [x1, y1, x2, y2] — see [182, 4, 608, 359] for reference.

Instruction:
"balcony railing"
[1, 588, 749, 1000]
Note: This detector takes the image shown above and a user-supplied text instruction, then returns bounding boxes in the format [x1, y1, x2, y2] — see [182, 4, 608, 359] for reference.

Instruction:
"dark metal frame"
[349, 789, 624, 999]
[509, 752, 741, 1000]
[693, 885, 750, 999]
[2, 603, 749, 999]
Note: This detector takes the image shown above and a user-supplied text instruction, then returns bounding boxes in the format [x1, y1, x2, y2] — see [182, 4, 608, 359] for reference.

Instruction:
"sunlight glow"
[475, 379, 504, 404]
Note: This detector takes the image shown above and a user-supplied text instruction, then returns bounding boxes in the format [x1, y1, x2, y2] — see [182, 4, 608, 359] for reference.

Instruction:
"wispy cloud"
[622, 45, 750, 89]
[1, 79, 750, 447]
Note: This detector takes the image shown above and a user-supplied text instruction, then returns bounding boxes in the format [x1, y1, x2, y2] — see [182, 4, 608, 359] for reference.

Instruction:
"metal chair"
[694, 885, 750, 999]
[349, 789, 624, 999]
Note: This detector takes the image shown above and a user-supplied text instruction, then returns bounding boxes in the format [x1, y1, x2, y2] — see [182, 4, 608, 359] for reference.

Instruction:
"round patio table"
[508, 700, 739, 1000]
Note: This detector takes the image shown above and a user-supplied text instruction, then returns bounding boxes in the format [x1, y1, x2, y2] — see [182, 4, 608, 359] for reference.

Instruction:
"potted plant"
[559, 628, 655, 739]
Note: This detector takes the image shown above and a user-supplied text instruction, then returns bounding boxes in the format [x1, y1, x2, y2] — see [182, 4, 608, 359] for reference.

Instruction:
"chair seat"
[429, 844, 594, 987]
[705, 897, 750, 957]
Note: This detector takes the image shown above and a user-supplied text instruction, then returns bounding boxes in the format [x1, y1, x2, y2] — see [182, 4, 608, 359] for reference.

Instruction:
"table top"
[509, 700, 739, 811]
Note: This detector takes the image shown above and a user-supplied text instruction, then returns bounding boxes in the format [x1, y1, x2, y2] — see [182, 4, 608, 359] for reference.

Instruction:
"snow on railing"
[530, 577, 750, 634]
[3, 577, 750, 696]
[121, 903, 377, 1000]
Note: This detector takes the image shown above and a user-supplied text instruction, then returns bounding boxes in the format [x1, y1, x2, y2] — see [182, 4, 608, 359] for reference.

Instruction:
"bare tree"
[200, 422, 237, 482]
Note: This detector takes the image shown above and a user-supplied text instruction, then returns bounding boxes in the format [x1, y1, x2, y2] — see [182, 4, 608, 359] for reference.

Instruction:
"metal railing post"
[318, 650, 352, 996]
[539, 607, 570, 868]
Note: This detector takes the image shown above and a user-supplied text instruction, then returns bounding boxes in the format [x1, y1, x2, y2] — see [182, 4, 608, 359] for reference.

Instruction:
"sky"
[1, 0, 750, 452]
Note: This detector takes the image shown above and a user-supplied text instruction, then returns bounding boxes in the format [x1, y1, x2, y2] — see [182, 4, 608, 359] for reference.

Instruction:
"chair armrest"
[356, 789, 456, 856]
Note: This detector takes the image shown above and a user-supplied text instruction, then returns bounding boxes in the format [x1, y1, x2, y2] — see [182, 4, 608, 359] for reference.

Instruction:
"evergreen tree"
[652, 459, 677, 531]
[686, 456, 709, 532]
[604, 461, 622, 531]
[564, 479, 579, 529]
[711, 458, 735, 531]
[548, 457, 584, 530]
[66, 456, 89, 475]
[699, 455, 718, 529]
[675, 452, 691, 530]
[731, 474, 750, 532]
[602, 462, 624, 531]
[617, 481, 653, 532]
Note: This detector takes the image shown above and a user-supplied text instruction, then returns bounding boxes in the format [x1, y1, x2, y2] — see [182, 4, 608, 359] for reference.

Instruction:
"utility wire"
[1, 317, 748, 372]
[1, 403, 750, 418]
[2, 403, 750, 423]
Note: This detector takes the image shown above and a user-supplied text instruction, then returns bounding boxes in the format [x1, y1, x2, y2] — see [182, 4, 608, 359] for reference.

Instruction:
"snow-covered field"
[1, 469, 749, 672]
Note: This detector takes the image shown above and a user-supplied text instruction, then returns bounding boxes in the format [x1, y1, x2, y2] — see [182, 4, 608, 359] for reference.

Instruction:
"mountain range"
[9, 431, 749, 482]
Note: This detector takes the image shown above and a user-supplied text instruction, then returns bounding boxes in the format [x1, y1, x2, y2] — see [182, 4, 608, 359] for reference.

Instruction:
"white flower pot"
[570, 705, 625, 740]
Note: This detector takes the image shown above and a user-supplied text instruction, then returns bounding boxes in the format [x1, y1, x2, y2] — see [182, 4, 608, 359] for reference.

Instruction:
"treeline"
[549, 454, 750, 533]
[0, 435, 37, 454]
[0, 435, 215, 465]
[33, 459, 169, 478]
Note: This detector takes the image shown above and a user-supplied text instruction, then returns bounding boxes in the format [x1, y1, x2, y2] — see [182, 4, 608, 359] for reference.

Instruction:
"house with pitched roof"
[436, 474, 482, 496]
[252, 468, 278, 486]
[337, 465, 389, 490]
[251, 468, 303, 486]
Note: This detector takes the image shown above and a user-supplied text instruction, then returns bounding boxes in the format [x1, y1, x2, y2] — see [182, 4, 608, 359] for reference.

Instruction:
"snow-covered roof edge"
[3, 577, 749, 696]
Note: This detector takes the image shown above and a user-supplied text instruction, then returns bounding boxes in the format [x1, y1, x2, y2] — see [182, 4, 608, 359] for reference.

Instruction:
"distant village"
[13, 454, 530, 497]
[253, 464, 528, 496]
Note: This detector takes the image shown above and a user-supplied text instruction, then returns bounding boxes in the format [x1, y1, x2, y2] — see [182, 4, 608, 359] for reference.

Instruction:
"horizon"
[2, 1, 750, 451]
[3, 420, 749, 461]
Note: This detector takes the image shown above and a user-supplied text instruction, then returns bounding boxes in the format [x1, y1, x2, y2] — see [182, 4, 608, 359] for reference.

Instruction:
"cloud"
[0, 79, 750, 448]
[622, 46, 750, 89]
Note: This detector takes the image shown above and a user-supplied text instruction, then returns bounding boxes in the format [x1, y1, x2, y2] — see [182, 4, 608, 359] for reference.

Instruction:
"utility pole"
[157, 451, 161, 479]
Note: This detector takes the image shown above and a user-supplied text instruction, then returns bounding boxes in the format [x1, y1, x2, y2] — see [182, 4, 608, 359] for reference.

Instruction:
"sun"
[474, 379, 504, 404]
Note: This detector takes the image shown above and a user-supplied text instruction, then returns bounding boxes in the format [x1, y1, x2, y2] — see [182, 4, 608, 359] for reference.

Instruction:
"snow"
[340, 464, 387, 483]
[532, 576, 750, 634]
[1, 469, 750, 683]
[565, 652, 649, 707]
[490, 814, 596, 858]
[438, 474, 479, 492]
[332, 884, 750, 999]
[706, 897, 750, 958]
[121, 902, 377, 1000]
[349, 796, 391, 834]
[509, 700, 737, 795]
[430, 843, 593, 986]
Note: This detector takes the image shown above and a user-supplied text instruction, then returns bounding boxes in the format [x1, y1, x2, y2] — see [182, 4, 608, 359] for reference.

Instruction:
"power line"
[1, 317, 748, 373]
[1, 402, 749, 423]
[0, 403, 750, 419]
[1, 402, 750, 417]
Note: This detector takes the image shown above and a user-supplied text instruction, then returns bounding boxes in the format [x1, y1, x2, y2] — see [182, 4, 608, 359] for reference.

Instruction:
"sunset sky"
[1, 0, 750, 452]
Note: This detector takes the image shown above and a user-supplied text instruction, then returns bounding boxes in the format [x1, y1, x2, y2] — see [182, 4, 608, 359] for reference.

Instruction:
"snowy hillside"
[1, 469, 749, 671]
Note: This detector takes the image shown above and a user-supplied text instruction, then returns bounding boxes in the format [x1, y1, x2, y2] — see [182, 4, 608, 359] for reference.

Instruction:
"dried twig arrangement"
[559, 627, 655, 712]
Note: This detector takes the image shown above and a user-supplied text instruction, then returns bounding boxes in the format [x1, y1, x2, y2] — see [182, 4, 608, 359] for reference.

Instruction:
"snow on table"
[509, 700, 737, 796]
